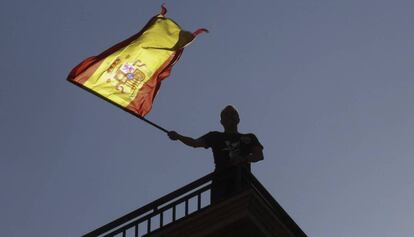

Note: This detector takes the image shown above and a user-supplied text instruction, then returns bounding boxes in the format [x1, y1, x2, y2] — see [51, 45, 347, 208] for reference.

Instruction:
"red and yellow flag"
[68, 5, 206, 117]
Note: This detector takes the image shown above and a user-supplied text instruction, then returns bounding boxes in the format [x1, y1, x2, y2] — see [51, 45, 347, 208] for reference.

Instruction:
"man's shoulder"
[199, 131, 223, 148]
[199, 131, 222, 141]
[240, 132, 258, 138]
[239, 133, 263, 148]
[203, 131, 222, 137]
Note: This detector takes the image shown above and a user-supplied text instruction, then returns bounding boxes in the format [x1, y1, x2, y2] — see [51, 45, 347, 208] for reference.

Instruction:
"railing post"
[197, 193, 201, 210]
[134, 224, 139, 237]
[172, 205, 176, 221]
[160, 212, 164, 227]
[185, 200, 189, 216]
[147, 218, 151, 234]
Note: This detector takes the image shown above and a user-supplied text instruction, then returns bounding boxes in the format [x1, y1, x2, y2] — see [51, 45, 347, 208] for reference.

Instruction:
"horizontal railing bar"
[104, 221, 138, 237]
[156, 182, 211, 210]
[154, 185, 211, 215]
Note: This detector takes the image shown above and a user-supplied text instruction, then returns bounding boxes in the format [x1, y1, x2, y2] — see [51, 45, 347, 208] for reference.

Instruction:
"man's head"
[220, 105, 240, 130]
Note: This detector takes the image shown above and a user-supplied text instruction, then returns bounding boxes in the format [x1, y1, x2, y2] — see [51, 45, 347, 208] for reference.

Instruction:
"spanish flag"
[68, 5, 207, 117]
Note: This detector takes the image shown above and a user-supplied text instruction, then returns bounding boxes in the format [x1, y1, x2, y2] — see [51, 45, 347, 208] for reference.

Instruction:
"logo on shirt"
[223, 140, 241, 159]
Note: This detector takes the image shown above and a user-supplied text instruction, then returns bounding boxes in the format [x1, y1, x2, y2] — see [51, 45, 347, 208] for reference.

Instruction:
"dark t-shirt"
[200, 131, 263, 171]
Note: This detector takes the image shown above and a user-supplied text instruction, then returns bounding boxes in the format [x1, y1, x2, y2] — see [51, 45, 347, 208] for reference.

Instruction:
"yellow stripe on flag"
[84, 17, 187, 107]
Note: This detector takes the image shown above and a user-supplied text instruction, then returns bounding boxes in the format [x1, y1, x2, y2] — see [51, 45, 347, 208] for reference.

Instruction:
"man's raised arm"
[168, 131, 207, 148]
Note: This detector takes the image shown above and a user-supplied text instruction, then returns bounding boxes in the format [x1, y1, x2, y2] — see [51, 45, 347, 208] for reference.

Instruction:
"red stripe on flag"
[160, 3, 167, 16]
[192, 28, 209, 37]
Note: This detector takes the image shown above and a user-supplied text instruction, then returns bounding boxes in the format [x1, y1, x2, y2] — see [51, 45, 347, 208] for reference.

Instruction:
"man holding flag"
[168, 105, 264, 203]
[68, 5, 263, 203]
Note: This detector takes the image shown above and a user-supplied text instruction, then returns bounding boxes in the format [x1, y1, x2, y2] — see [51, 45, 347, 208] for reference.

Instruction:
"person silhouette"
[168, 105, 264, 203]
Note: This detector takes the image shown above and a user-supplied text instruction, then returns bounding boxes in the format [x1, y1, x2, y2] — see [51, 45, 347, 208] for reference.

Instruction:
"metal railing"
[83, 169, 307, 237]
[83, 172, 213, 237]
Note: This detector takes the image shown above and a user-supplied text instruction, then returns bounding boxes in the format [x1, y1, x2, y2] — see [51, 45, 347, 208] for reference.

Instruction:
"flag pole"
[136, 115, 169, 134]
[123, 106, 169, 133]
[122, 107, 168, 133]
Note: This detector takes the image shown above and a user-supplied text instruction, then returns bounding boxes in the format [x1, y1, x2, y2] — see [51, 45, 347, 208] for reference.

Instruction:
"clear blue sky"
[1, 1, 413, 236]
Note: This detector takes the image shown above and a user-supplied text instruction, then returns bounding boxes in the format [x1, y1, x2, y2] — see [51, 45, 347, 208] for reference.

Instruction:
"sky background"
[1, 0, 414, 236]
